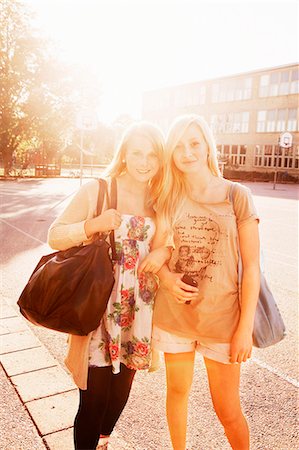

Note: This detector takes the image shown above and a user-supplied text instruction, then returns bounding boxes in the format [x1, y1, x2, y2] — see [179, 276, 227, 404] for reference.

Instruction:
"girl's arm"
[48, 180, 121, 251]
[138, 223, 198, 302]
[138, 224, 171, 274]
[84, 209, 121, 238]
[230, 219, 260, 363]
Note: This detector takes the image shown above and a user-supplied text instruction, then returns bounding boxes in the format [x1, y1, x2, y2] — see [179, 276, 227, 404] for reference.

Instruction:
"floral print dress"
[88, 214, 159, 374]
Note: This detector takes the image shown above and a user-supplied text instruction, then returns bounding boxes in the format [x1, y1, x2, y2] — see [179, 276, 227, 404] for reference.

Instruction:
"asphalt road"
[1, 178, 298, 450]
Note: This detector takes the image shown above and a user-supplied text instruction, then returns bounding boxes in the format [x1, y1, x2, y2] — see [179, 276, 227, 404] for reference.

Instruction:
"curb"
[0, 298, 134, 450]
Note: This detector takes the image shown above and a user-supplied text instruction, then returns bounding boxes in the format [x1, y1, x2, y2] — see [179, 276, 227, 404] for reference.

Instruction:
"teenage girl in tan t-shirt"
[140, 114, 260, 450]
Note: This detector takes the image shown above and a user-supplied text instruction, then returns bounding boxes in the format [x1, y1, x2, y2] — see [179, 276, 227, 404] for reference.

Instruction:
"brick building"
[142, 63, 299, 177]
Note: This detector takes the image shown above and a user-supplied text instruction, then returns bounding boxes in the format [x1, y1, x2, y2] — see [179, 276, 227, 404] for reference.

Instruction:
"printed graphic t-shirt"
[153, 182, 259, 343]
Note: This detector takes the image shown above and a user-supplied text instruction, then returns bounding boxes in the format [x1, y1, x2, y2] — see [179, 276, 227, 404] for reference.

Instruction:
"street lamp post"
[273, 138, 279, 190]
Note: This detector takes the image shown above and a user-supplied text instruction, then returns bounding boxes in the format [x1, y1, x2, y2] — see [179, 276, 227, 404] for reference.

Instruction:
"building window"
[211, 112, 249, 134]
[211, 78, 252, 103]
[239, 145, 247, 165]
[218, 144, 246, 166]
[282, 146, 295, 168]
[276, 109, 287, 132]
[243, 78, 252, 99]
[266, 110, 276, 132]
[257, 108, 299, 132]
[241, 112, 249, 132]
[290, 68, 299, 94]
[287, 108, 298, 131]
[279, 71, 290, 95]
[254, 144, 297, 169]
[259, 75, 269, 97]
[173, 85, 206, 107]
[210, 115, 218, 134]
[223, 145, 230, 155]
[269, 72, 279, 96]
[259, 67, 299, 97]
[254, 145, 262, 166]
[257, 111, 266, 132]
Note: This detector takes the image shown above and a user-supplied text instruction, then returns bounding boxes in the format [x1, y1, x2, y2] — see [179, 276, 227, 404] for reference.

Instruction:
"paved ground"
[0, 178, 298, 450]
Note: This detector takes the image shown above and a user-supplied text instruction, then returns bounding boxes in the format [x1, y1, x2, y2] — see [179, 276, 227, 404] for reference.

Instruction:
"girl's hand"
[96, 209, 122, 231]
[161, 272, 199, 303]
[138, 247, 171, 274]
[230, 328, 253, 363]
[85, 209, 122, 237]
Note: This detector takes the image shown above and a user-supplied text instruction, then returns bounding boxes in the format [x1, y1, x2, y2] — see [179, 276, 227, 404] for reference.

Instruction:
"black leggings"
[74, 364, 136, 450]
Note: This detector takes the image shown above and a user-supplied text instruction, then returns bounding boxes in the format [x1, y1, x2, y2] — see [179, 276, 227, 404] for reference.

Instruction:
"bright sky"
[25, 0, 298, 123]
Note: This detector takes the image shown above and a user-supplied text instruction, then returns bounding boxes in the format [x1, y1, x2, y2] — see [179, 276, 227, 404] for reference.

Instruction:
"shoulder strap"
[108, 177, 117, 209]
[229, 181, 239, 220]
[108, 178, 118, 261]
[97, 178, 118, 262]
[228, 181, 236, 206]
[96, 178, 108, 215]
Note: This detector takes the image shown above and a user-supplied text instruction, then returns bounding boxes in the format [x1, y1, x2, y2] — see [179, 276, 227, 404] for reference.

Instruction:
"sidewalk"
[0, 297, 134, 450]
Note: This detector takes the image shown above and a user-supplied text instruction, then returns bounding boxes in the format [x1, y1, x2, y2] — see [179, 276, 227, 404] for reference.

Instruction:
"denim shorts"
[152, 325, 232, 364]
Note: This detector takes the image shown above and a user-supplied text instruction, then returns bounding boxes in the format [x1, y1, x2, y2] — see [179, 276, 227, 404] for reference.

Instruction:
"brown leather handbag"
[17, 178, 118, 335]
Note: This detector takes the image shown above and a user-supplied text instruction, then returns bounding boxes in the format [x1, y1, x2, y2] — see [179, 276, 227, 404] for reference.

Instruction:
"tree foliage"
[0, 0, 41, 172]
[0, 0, 102, 174]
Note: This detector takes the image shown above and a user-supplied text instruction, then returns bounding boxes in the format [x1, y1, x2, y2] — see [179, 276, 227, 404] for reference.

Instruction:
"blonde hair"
[104, 121, 165, 207]
[157, 114, 221, 229]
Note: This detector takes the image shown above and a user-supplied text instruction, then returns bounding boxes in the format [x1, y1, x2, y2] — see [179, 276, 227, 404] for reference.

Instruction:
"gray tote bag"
[231, 183, 286, 348]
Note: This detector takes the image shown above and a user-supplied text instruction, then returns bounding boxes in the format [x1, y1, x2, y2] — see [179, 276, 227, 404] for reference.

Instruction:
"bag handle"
[228, 181, 236, 205]
[96, 178, 118, 262]
[108, 178, 118, 261]
[96, 178, 108, 215]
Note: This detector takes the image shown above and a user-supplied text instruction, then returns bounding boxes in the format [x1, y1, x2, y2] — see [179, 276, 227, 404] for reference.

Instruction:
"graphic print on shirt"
[172, 213, 221, 282]
[138, 271, 159, 307]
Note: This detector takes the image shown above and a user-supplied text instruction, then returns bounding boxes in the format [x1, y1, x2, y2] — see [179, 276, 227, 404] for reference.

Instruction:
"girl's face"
[125, 135, 160, 183]
[172, 123, 209, 173]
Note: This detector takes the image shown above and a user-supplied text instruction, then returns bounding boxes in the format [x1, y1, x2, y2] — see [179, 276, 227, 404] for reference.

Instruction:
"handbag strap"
[228, 181, 237, 207]
[97, 178, 118, 262]
[229, 182, 243, 286]
[96, 178, 108, 215]
[108, 178, 118, 261]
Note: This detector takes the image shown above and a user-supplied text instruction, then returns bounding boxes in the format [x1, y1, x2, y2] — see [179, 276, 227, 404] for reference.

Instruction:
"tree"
[0, 0, 102, 174]
[0, 0, 43, 173]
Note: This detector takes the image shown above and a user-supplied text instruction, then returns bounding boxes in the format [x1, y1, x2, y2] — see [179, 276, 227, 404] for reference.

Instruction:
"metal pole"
[80, 129, 83, 186]
[273, 139, 279, 190]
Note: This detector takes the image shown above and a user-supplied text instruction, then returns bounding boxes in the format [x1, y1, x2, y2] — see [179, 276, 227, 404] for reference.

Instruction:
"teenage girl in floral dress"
[48, 122, 167, 450]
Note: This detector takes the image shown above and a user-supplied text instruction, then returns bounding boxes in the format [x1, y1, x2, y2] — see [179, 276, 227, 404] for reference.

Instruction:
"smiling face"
[125, 134, 160, 183]
[172, 123, 209, 174]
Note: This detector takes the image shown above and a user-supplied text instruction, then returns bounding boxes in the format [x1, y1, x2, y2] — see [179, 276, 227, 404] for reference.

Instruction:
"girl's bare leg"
[164, 352, 195, 450]
[204, 358, 249, 450]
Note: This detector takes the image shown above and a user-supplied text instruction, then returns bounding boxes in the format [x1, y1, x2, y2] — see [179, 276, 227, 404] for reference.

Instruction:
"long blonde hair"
[104, 121, 165, 207]
[157, 114, 221, 229]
